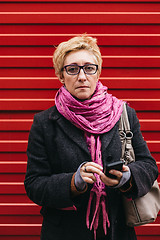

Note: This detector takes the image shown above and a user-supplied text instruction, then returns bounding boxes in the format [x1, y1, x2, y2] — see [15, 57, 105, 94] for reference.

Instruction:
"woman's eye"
[68, 66, 78, 73]
[85, 66, 94, 72]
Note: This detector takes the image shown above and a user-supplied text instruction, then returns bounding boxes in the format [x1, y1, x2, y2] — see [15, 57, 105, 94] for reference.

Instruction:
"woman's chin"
[74, 94, 91, 101]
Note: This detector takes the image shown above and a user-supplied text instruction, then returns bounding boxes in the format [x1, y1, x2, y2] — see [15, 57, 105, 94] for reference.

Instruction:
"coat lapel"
[101, 121, 119, 153]
[49, 107, 91, 156]
[49, 106, 119, 156]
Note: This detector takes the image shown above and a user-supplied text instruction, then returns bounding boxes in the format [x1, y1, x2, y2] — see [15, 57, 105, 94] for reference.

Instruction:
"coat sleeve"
[24, 114, 75, 209]
[124, 105, 159, 199]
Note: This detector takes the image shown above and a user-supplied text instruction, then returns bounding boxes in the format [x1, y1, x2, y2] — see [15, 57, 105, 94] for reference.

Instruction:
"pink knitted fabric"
[55, 81, 123, 239]
[55, 81, 123, 134]
[85, 133, 110, 239]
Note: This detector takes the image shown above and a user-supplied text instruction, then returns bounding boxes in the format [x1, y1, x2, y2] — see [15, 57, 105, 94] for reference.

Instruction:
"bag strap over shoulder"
[119, 103, 131, 132]
[119, 103, 135, 164]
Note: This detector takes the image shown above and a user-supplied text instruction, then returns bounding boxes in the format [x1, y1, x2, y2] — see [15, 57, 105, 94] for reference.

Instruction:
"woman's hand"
[100, 165, 130, 187]
[80, 162, 103, 184]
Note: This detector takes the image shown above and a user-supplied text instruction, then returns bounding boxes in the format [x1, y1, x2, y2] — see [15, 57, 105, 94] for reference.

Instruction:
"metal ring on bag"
[119, 130, 126, 140]
[126, 131, 133, 139]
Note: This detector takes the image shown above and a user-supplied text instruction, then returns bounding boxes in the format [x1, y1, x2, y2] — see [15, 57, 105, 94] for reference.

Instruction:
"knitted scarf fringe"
[55, 81, 123, 239]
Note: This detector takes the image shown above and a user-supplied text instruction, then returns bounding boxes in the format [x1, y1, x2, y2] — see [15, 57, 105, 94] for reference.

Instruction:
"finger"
[122, 165, 129, 172]
[81, 171, 97, 181]
[83, 165, 103, 175]
[85, 162, 103, 171]
[82, 171, 97, 184]
[83, 176, 96, 184]
[109, 169, 123, 179]
[84, 172, 97, 182]
[100, 172, 119, 186]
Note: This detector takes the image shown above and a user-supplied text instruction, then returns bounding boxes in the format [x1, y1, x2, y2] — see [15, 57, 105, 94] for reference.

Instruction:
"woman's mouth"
[76, 86, 89, 89]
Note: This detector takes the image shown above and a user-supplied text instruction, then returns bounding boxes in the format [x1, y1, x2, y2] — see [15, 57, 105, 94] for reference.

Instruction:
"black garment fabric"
[25, 105, 158, 240]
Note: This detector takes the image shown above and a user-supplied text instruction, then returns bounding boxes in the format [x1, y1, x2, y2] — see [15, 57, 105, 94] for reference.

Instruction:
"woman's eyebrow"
[67, 62, 94, 65]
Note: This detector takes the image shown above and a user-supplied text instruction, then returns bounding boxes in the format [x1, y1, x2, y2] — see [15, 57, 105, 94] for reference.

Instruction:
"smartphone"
[104, 160, 124, 179]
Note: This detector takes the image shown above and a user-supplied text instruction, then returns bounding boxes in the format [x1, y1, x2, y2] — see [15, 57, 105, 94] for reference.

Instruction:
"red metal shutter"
[0, 0, 159, 239]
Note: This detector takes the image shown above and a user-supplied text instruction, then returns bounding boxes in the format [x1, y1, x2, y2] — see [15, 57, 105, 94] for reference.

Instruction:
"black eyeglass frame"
[62, 64, 98, 75]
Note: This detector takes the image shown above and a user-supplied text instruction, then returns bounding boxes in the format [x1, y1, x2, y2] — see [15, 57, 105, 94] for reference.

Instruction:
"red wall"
[0, 0, 160, 239]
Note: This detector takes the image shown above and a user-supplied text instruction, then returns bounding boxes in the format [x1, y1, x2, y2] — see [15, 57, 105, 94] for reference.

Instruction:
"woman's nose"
[77, 68, 87, 81]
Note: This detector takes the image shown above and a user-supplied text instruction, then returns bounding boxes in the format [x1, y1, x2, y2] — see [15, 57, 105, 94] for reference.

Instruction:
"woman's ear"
[59, 77, 65, 84]
[61, 80, 65, 84]
[58, 72, 65, 84]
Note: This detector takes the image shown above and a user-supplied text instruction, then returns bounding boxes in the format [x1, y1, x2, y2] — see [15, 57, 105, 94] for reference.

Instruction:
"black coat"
[24, 105, 158, 240]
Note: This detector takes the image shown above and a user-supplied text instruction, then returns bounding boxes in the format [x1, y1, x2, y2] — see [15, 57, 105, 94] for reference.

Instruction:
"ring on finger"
[84, 166, 87, 172]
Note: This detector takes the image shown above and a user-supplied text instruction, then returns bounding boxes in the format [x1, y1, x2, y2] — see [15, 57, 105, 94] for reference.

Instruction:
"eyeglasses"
[62, 64, 98, 75]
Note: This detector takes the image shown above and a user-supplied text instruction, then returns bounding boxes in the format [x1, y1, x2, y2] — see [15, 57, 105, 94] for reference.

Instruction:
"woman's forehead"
[64, 49, 97, 65]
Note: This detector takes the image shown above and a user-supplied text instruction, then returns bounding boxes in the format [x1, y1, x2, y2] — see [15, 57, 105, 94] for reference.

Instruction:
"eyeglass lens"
[65, 64, 97, 75]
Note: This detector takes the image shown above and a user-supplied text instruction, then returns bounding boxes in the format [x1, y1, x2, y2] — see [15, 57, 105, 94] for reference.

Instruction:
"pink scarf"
[55, 81, 123, 239]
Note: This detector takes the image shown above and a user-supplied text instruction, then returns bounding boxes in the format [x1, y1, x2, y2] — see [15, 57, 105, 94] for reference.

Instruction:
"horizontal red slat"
[0, 174, 25, 182]
[1, 25, 160, 35]
[0, 183, 25, 194]
[0, 159, 159, 173]
[140, 120, 160, 131]
[0, 99, 54, 111]
[152, 154, 160, 162]
[0, 203, 40, 215]
[0, 194, 33, 203]
[1, 47, 160, 56]
[0, 153, 27, 161]
[0, 237, 40, 240]
[0, 152, 159, 164]
[0, 223, 160, 236]
[0, 140, 159, 153]
[0, 11, 160, 24]
[1, 68, 160, 78]
[135, 224, 160, 235]
[103, 57, 160, 68]
[147, 141, 160, 152]
[0, 120, 32, 131]
[0, 132, 29, 141]
[1, 131, 158, 142]
[102, 78, 160, 89]
[127, 99, 160, 111]
[1, 78, 160, 89]
[0, 35, 160, 46]
[0, 111, 160, 120]
[0, 141, 28, 152]
[0, 152, 158, 163]
[0, 90, 160, 100]
[0, 162, 27, 173]
[0, 215, 42, 224]
[109, 90, 160, 99]
[0, 119, 160, 131]
[0, 205, 158, 219]
[137, 237, 160, 240]
[1, 56, 160, 68]
[1, 3, 160, 12]
[0, 99, 160, 111]
[142, 132, 160, 141]
[0, 78, 61, 89]
[0, 224, 41, 235]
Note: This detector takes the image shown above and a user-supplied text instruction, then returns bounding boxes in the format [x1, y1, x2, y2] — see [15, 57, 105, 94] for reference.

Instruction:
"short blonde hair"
[53, 34, 102, 78]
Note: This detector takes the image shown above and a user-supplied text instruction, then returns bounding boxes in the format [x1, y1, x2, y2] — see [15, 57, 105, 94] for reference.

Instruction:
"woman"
[24, 35, 158, 240]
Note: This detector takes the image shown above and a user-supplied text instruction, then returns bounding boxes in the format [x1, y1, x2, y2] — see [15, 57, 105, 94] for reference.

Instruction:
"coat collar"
[49, 106, 119, 156]
[49, 106, 90, 155]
